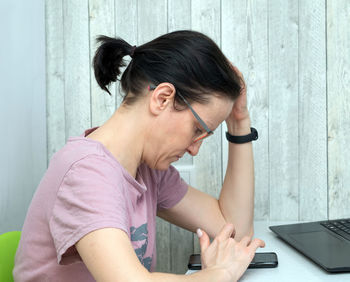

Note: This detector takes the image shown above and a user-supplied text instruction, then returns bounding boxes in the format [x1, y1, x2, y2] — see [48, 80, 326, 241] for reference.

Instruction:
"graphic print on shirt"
[130, 223, 152, 270]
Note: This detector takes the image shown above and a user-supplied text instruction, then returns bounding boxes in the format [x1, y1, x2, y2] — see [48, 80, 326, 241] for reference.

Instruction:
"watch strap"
[226, 127, 258, 144]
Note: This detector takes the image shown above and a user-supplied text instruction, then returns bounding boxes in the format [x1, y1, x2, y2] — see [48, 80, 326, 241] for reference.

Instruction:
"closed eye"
[195, 127, 203, 135]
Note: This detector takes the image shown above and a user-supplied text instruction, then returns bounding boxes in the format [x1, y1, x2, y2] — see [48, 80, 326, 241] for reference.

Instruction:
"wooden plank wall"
[327, 0, 350, 219]
[45, 0, 350, 274]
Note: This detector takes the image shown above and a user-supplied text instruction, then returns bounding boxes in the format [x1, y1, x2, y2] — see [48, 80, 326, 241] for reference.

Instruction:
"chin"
[153, 160, 174, 171]
[145, 157, 173, 171]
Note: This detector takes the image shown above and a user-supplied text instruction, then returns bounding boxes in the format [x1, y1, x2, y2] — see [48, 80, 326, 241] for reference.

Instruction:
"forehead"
[191, 96, 233, 129]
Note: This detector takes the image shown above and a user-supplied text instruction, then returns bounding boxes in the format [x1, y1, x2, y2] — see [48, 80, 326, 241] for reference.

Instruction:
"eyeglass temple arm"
[148, 85, 213, 134]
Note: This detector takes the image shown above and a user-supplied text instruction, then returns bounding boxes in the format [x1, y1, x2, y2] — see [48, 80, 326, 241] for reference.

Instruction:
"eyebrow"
[206, 121, 214, 132]
[195, 118, 214, 132]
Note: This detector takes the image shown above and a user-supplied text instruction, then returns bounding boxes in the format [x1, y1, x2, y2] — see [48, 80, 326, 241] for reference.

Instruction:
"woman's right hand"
[198, 223, 265, 282]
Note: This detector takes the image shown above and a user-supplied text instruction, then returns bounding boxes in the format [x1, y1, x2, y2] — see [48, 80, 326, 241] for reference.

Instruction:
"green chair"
[0, 231, 21, 282]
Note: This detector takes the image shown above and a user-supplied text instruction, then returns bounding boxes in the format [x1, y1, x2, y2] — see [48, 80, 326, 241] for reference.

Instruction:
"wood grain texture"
[115, 0, 137, 108]
[246, 0, 269, 221]
[269, 0, 299, 221]
[221, 0, 248, 187]
[138, 0, 167, 43]
[222, 0, 269, 220]
[89, 0, 116, 127]
[155, 217, 171, 272]
[168, 0, 191, 32]
[46, 0, 66, 160]
[63, 0, 91, 138]
[191, 0, 222, 198]
[170, 224, 194, 274]
[299, 0, 327, 221]
[327, 0, 350, 219]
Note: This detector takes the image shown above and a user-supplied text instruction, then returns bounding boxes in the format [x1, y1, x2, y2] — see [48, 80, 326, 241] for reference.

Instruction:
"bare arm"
[159, 67, 254, 240]
[219, 118, 254, 240]
[219, 66, 254, 240]
[75, 226, 264, 282]
[157, 186, 227, 239]
[158, 137, 254, 241]
[75, 228, 226, 282]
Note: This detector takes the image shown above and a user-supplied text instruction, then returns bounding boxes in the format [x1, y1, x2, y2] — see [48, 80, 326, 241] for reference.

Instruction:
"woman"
[14, 30, 264, 281]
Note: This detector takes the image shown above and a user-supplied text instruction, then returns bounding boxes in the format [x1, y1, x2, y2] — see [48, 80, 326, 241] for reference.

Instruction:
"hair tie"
[130, 45, 137, 58]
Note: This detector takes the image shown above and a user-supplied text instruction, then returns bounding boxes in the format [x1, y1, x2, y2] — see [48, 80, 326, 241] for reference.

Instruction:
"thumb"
[197, 228, 210, 254]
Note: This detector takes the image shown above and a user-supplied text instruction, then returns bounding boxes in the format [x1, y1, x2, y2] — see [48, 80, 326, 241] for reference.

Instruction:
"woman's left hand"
[225, 65, 251, 133]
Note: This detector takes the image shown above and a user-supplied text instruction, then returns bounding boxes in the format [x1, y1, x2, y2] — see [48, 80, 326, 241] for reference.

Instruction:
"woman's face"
[145, 95, 234, 170]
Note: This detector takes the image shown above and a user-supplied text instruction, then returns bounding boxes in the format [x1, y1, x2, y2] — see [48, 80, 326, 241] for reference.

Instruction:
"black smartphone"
[248, 252, 278, 268]
[188, 252, 278, 270]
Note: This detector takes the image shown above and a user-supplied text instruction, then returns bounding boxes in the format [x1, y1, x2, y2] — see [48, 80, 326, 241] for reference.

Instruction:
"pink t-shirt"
[13, 128, 188, 282]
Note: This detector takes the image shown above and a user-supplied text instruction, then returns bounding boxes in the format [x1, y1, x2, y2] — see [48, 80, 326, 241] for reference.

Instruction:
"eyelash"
[195, 127, 203, 135]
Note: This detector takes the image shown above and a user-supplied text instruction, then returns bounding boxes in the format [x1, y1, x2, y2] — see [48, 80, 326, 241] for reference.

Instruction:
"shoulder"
[50, 137, 125, 182]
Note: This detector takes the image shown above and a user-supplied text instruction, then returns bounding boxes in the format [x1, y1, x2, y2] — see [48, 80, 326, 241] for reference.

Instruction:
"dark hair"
[93, 30, 242, 107]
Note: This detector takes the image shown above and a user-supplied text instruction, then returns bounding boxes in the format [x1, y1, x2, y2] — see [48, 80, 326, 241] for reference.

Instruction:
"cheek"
[178, 125, 195, 147]
[171, 116, 194, 144]
[168, 132, 192, 150]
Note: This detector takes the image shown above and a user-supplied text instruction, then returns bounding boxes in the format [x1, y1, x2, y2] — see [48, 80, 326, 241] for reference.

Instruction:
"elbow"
[234, 224, 254, 241]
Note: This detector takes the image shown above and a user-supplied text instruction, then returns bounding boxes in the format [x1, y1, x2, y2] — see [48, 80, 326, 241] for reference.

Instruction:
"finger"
[230, 227, 236, 239]
[232, 66, 246, 88]
[230, 64, 241, 75]
[247, 238, 266, 253]
[239, 236, 251, 246]
[215, 223, 235, 242]
[231, 65, 244, 80]
[197, 228, 210, 254]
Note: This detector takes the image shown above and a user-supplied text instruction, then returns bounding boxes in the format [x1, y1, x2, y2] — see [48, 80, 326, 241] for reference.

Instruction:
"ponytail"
[93, 36, 135, 95]
[93, 30, 242, 106]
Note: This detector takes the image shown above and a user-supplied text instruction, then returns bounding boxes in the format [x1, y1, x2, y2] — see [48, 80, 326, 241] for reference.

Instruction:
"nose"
[186, 140, 202, 156]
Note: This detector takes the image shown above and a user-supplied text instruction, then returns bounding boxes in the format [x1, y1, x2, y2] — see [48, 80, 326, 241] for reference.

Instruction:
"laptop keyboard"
[321, 219, 350, 241]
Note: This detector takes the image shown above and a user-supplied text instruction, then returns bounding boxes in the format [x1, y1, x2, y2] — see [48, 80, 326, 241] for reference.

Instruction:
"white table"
[186, 221, 350, 281]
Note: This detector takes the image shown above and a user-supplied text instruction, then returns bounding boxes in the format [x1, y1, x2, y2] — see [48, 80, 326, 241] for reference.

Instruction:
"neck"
[87, 103, 148, 178]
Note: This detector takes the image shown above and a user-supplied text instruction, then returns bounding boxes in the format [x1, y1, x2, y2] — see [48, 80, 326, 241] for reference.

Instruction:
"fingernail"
[196, 228, 203, 238]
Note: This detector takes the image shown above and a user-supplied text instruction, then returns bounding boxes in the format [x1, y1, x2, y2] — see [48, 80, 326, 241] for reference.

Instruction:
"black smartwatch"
[226, 127, 258, 144]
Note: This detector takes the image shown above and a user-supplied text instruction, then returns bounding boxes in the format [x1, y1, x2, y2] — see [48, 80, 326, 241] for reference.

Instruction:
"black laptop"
[269, 218, 350, 273]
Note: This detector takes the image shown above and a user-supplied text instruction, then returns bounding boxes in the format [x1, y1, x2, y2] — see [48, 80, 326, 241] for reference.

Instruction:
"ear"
[149, 83, 176, 116]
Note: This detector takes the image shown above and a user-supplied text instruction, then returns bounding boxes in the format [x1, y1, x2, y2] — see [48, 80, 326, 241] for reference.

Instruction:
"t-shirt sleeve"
[157, 165, 188, 211]
[49, 155, 129, 265]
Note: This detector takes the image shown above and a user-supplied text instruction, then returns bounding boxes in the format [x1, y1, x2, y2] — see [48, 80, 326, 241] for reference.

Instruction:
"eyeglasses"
[148, 85, 214, 143]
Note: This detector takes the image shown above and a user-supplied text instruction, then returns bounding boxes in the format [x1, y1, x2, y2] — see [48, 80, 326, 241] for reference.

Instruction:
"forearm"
[77, 228, 231, 282]
[219, 119, 254, 240]
[149, 268, 229, 282]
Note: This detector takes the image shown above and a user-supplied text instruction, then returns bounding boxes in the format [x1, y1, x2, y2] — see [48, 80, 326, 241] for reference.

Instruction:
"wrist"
[226, 118, 251, 135]
[200, 266, 234, 282]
